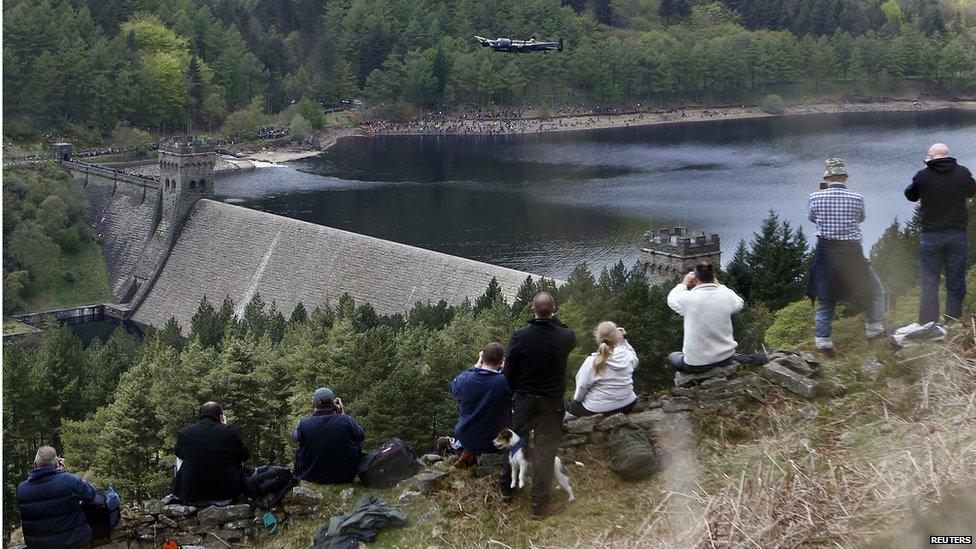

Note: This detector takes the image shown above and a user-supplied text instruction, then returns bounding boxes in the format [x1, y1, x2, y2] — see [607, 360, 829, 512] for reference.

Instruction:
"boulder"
[197, 504, 251, 526]
[774, 354, 818, 378]
[208, 529, 244, 543]
[398, 490, 422, 503]
[340, 487, 356, 503]
[158, 515, 178, 528]
[292, 484, 325, 500]
[596, 413, 631, 431]
[224, 520, 252, 529]
[674, 364, 738, 387]
[421, 453, 444, 465]
[412, 471, 448, 495]
[283, 505, 317, 516]
[762, 362, 817, 398]
[628, 409, 663, 431]
[565, 415, 602, 434]
[161, 505, 197, 518]
[861, 356, 884, 381]
[143, 499, 165, 515]
[587, 431, 607, 445]
[663, 398, 694, 413]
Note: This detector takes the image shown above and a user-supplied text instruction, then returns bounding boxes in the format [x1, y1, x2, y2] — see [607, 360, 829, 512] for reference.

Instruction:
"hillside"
[4, 0, 976, 147]
[255, 330, 976, 547]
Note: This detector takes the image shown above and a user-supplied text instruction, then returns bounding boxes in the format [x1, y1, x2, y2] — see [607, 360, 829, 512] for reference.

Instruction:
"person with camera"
[292, 387, 365, 485]
[171, 401, 251, 505]
[905, 143, 976, 325]
[806, 158, 887, 351]
[16, 446, 101, 548]
[667, 262, 745, 372]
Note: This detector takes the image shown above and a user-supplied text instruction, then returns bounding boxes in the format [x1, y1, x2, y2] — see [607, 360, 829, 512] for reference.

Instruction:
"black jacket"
[293, 411, 365, 485]
[172, 417, 250, 503]
[905, 157, 976, 232]
[16, 467, 96, 548]
[504, 317, 577, 398]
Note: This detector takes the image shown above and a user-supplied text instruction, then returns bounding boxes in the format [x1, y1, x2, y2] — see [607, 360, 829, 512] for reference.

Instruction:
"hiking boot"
[498, 482, 514, 503]
[814, 337, 834, 351]
[531, 499, 566, 520]
[454, 451, 476, 470]
[865, 323, 886, 340]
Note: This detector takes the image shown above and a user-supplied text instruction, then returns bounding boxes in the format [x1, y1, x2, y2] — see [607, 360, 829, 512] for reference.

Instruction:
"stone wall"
[132, 200, 547, 329]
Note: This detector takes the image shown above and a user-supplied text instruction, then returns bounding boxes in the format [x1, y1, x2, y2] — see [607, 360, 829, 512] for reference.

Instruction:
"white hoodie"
[667, 282, 744, 366]
[572, 340, 639, 413]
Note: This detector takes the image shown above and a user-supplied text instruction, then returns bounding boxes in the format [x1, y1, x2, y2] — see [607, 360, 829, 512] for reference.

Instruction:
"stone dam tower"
[642, 227, 721, 286]
[158, 136, 215, 240]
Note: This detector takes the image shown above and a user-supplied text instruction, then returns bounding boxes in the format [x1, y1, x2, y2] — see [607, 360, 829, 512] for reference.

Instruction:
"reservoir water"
[217, 110, 976, 279]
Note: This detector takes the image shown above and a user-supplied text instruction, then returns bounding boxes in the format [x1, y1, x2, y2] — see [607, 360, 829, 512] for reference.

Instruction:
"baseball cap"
[313, 387, 335, 407]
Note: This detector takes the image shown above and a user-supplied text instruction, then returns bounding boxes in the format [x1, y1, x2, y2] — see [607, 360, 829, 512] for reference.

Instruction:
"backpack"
[82, 487, 121, 541]
[357, 439, 422, 488]
[244, 466, 297, 510]
[609, 425, 659, 482]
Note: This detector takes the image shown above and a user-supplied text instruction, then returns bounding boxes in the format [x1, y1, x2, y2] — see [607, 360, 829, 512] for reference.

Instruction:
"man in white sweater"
[666, 262, 745, 372]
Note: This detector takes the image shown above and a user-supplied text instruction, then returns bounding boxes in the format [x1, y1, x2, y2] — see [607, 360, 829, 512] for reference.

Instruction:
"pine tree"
[743, 211, 811, 310]
[242, 293, 267, 339]
[190, 296, 222, 349]
[474, 277, 502, 315]
[158, 317, 186, 351]
[289, 301, 308, 324]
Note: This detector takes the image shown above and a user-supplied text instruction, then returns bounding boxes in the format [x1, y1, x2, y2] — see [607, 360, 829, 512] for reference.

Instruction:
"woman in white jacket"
[566, 321, 639, 419]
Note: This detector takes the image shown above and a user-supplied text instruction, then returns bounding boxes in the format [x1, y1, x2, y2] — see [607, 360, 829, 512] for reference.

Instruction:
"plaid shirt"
[808, 184, 865, 241]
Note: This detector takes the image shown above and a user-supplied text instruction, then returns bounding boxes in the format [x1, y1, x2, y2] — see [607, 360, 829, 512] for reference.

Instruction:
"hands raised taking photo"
[334, 397, 345, 414]
[683, 271, 697, 289]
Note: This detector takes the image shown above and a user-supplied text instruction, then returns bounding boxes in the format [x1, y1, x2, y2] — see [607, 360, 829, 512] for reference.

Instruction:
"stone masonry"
[132, 200, 544, 329]
[642, 227, 721, 286]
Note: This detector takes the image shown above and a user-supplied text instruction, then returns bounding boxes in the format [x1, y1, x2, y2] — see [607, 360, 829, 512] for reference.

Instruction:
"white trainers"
[865, 322, 886, 339]
[815, 337, 834, 350]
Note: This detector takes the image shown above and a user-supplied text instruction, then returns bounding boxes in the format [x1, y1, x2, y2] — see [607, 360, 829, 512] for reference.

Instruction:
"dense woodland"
[4, 0, 976, 142]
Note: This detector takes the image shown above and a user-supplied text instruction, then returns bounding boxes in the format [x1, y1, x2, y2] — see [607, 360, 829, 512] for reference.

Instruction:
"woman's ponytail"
[592, 321, 621, 376]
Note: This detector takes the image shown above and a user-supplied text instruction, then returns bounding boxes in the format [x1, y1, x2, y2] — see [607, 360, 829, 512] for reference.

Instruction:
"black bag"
[82, 488, 121, 541]
[357, 439, 422, 488]
[244, 465, 297, 510]
[609, 425, 660, 481]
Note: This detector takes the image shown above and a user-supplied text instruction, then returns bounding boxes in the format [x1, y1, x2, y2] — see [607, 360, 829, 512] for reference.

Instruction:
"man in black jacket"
[504, 292, 576, 518]
[172, 402, 250, 505]
[293, 387, 365, 484]
[905, 143, 976, 324]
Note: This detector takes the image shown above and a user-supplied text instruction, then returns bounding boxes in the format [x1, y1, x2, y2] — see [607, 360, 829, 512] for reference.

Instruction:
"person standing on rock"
[504, 292, 577, 519]
[806, 158, 887, 351]
[905, 143, 976, 325]
[667, 262, 745, 372]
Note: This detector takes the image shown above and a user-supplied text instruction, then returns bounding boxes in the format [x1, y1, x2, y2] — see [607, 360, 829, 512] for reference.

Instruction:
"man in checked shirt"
[805, 158, 887, 351]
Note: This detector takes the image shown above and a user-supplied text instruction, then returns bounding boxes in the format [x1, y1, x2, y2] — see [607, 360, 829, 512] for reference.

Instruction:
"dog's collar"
[509, 437, 528, 456]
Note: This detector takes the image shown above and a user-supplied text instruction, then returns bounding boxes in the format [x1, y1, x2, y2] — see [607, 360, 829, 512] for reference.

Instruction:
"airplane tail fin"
[558, 38, 564, 52]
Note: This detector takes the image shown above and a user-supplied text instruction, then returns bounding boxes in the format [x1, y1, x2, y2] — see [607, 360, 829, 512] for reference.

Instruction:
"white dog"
[492, 428, 574, 501]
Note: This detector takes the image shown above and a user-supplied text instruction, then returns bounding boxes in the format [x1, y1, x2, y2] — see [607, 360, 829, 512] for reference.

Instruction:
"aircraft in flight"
[475, 36, 564, 53]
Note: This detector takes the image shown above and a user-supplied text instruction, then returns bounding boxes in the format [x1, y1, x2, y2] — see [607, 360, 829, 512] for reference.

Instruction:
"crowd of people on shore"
[358, 104, 758, 137]
[15, 143, 974, 546]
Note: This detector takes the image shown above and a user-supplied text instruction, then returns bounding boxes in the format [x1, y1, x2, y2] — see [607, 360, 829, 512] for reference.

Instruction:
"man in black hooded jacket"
[504, 292, 576, 518]
[906, 143, 976, 324]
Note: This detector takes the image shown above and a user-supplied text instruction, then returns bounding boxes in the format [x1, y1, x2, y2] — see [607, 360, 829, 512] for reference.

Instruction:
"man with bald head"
[172, 401, 250, 505]
[906, 143, 976, 324]
[17, 446, 99, 547]
[504, 291, 576, 518]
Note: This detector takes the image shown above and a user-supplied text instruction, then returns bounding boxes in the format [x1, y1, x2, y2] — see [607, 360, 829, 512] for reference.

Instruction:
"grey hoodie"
[572, 340, 638, 413]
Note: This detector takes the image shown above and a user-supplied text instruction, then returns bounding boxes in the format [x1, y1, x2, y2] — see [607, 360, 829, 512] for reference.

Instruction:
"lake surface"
[217, 110, 976, 278]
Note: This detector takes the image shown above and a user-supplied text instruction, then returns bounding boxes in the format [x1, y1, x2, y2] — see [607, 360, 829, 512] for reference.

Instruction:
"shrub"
[760, 94, 785, 114]
[764, 300, 814, 348]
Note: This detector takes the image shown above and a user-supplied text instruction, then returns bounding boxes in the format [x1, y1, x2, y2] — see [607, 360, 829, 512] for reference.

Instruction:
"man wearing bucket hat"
[292, 387, 366, 484]
[805, 158, 887, 351]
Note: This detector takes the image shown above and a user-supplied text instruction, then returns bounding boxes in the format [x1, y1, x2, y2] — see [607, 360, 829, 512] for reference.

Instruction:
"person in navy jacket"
[16, 446, 97, 548]
[293, 387, 366, 484]
[450, 342, 512, 468]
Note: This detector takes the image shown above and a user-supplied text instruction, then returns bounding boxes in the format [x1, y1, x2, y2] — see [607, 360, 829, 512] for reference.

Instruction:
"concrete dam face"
[67, 139, 541, 330]
[132, 199, 535, 328]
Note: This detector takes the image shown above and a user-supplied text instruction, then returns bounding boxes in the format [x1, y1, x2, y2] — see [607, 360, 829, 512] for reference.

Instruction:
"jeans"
[814, 266, 886, 338]
[919, 230, 968, 324]
[501, 393, 563, 509]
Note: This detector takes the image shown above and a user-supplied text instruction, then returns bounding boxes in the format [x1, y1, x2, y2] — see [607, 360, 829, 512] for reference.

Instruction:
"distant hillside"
[3, 0, 975, 143]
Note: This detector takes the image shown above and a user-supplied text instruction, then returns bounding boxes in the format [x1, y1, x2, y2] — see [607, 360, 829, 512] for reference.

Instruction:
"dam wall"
[133, 200, 538, 329]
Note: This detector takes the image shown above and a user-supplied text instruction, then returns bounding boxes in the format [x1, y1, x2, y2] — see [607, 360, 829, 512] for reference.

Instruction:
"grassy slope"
[258, 319, 976, 548]
[18, 243, 114, 313]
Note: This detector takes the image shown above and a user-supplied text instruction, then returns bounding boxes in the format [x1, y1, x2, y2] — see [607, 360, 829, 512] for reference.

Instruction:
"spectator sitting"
[293, 387, 365, 485]
[567, 321, 639, 419]
[16, 446, 100, 548]
[171, 402, 250, 506]
[667, 262, 745, 373]
[449, 342, 512, 469]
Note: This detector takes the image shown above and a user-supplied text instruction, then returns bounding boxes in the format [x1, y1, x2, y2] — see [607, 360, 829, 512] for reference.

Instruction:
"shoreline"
[362, 99, 976, 138]
[243, 100, 976, 163]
